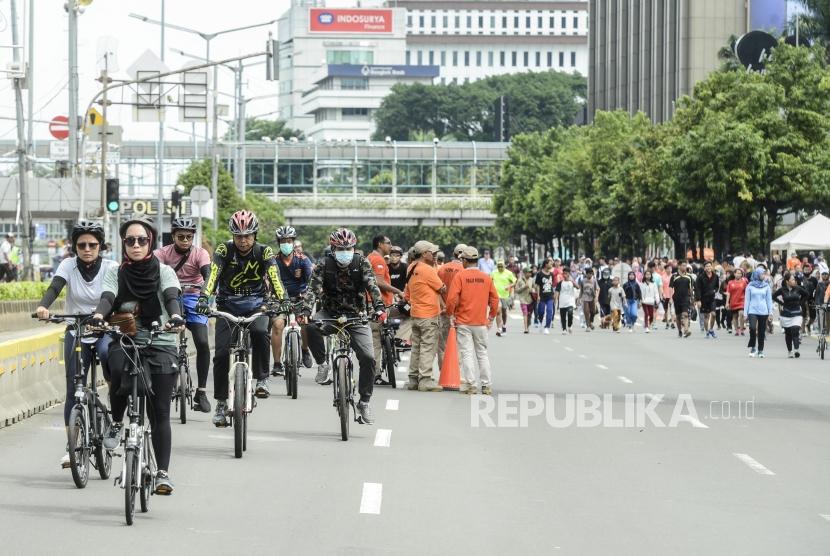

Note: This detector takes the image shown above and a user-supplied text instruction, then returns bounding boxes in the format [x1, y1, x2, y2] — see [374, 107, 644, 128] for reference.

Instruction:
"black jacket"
[623, 280, 641, 301]
[695, 272, 719, 301]
[773, 286, 808, 318]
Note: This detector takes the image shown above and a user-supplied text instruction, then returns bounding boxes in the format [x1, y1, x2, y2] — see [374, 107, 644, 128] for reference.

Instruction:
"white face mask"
[335, 249, 354, 266]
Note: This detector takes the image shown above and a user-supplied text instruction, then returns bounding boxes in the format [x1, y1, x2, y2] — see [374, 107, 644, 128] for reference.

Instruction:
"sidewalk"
[0, 324, 63, 344]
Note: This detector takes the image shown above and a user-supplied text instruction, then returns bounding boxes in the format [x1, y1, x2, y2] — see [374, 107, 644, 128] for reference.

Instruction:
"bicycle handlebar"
[313, 315, 369, 327]
[31, 313, 94, 324]
[209, 309, 275, 325]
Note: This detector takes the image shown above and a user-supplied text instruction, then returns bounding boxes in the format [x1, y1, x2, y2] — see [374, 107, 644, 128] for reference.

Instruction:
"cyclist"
[303, 228, 386, 425]
[270, 225, 314, 376]
[367, 235, 403, 383]
[93, 215, 185, 495]
[153, 217, 212, 413]
[35, 220, 118, 469]
[196, 210, 286, 427]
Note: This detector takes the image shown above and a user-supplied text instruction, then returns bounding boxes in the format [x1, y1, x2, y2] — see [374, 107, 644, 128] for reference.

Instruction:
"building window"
[549, 16, 555, 28]
[443, 15, 448, 27]
[441, 50, 446, 65]
[327, 50, 374, 64]
[547, 52, 552, 67]
[476, 51, 482, 66]
[452, 77, 458, 84]
[488, 51, 494, 66]
[452, 51, 458, 66]
[407, 15, 412, 27]
[417, 50, 423, 65]
[478, 15, 484, 27]
[419, 15, 424, 28]
[500, 51, 506, 66]
[502, 16, 507, 28]
[466, 15, 472, 28]
[455, 15, 460, 28]
[559, 52, 564, 67]
[573, 16, 579, 29]
[464, 51, 470, 66]
[511, 51, 517, 66]
[570, 51, 576, 67]
[340, 78, 368, 90]
[406, 51, 411, 65]
[538, 16, 543, 28]
[535, 51, 541, 67]
[522, 51, 528, 66]
[490, 15, 495, 29]
[561, 16, 567, 28]
[429, 50, 434, 65]
[526, 16, 531, 28]
[342, 107, 369, 120]
[430, 15, 436, 28]
[514, 16, 519, 28]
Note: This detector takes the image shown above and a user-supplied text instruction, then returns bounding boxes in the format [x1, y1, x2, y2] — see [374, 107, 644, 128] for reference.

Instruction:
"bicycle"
[108, 322, 162, 526]
[815, 304, 828, 360]
[32, 313, 113, 489]
[171, 283, 201, 424]
[280, 300, 305, 400]
[313, 314, 368, 441]
[378, 311, 401, 388]
[209, 305, 279, 458]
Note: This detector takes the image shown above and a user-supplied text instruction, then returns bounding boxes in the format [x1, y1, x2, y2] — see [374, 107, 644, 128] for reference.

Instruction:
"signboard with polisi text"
[309, 8, 393, 33]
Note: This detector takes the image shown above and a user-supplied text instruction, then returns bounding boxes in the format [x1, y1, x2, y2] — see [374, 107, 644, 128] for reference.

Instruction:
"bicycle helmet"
[71, 219, 105, 247]
[171, 217, 197, 232]
[390, 245, 403, 255]
[119, 214, 158, 243]
[329, 227, 357, 249]
[228, 210, 259, 236]
[275, 225, 297, 241]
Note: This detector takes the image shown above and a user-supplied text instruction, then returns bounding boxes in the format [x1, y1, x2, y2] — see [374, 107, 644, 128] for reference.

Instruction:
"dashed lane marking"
[360, 482, 383, 514]
[374, 429, 392, 447]
[385, 399, 399, 411]
[596, 364, 609, 370]
[733, 453, 775, 476]
[617, 376, 633, 384]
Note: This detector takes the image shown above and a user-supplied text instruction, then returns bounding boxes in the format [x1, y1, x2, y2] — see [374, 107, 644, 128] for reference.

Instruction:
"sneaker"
[568, 328, 573, 335]
[795, 350, 801, 358]
[418, 380, 444, 392]
[154, 470, 174, 495]
[103, 421, 122, 450]
[255, 379, 270, 398]
[356, 401, 374, 425]
[481, 385, 493, 395]
[302, 349, 313, 369]
[60, 450, 70, 469]
[711, 331, 718, 339]
[194, 389, 211, 413]
[406, 378, 419, 390]
[524, 330, 529, 334]
[501, 326, 507, 334]
[315, 363, 330, 385]
[496, 331, 502, 337]
[543, 328, 550, 335]
[645, 328, 650, 334]
[683, 330, 692, 338]
[788, 351, 794, 358]
[212, 401, 229, 427]
[271, 362, 284, 377]
[758, 352, 766, 358]
[628, 327, 634, 333]
[748, 349, 756, 358]
[561, 330, 567, 335]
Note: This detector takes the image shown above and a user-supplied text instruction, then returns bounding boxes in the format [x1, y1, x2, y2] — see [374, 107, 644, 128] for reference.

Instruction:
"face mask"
[335, 250, 354, 266]
[280, 243, 294, 256]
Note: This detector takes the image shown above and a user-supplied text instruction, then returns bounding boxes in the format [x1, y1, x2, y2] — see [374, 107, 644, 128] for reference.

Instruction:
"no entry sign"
[49, 115, 70, 140]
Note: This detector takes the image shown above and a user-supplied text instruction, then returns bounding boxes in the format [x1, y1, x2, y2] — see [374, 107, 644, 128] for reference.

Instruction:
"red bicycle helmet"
[329, 227, 357, 249]
[228, 210, 259, 235]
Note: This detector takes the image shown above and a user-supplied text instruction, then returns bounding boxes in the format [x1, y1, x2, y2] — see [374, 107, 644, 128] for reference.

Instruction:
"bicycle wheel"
[286, 332, 299, 400]
[233, 362, 245, 458]
[139, 431, 152, 513]
[383, 335, 397, 389]
[178, 363, 188, 424]
[67, 406, 89, 489]
[124, 449, 137, 526]
[821, 336, 826, 360]
[337, 358, 350, 441]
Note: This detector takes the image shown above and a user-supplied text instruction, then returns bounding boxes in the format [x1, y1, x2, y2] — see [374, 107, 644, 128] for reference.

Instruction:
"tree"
[223, 118, 303, 141]
[795, 1, 830, 53]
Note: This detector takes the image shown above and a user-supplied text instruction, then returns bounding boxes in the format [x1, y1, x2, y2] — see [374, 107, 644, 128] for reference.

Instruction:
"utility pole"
[210, 62, 219, 231]
[156, 0, 166, 247]
[10, 0, 31, 279]
[68, 1, 79, 183]
[98, 58, 111, 221]
[26, 0, 33, 158]
[236, 61, 247, 198]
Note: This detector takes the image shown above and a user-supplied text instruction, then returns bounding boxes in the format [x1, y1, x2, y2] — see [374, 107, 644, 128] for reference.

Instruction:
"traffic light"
[266, 38, 279, 81]
[171, 188, 183, 217]
[494, 96, 510, 142]
[105, 178, 119, 213]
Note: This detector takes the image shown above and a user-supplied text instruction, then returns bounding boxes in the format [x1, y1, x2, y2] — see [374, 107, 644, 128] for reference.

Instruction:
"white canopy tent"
[769, 214, 830, 253]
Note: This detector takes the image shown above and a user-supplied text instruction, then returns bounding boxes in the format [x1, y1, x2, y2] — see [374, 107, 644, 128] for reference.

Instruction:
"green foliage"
[373, 71, 586, 141]
[0, 281, 63, 301]
[223, 118, 303, 141]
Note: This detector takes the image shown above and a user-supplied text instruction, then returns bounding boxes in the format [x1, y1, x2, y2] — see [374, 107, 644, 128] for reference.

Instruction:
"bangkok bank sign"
[309, 8, 393, 33]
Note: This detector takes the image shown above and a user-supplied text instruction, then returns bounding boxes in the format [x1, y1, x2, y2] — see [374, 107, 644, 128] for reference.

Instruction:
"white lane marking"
[674, 415, 709, 429]
[564, 346, 574, 352]
[617, 376, 633, 384]
[374, 429, 392, 447]
[360, 482, 383, 514]
[596, 364, 609, 370]
[553, 339, 560, 344]
[385, 399, 399, 411]
[820, 514, 830, 522]
[208, 434, 290, 442]
[395, 380, 406, 388]
[578, 354, 587, 359]
[509, 314, 523, 320]
[41, 426, 63, 431]
[733, 453, 776, 476]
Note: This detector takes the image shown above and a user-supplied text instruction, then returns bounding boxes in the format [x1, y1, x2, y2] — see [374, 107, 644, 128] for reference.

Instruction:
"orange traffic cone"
[439, 327, 461, 391]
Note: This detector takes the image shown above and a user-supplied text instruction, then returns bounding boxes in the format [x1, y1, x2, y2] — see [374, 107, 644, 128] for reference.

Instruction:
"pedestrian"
[514, 267, 535, 334]
[367, 235, 403, 382]
[491, 259, 516, 337]
[639, 270, 660, 333]
[622, 271, 641, 332]
[659, 263, 674, 329]
[695, 261, 720, 338]
[0, 233, 15, 282]
[446, 246, 499, 395]
[554, 267, 577, 334]
[670, 262, 695, 338]
[403, 241, 447, 391]
[773, 271, 808, 358]
[607, 277, 625, 332]
[535, 259, 555, 334]
[597, 267, 613, 324]
[726, 268, 748, 336]
[477, 248, 495, 275]
[745, 268, 773, 358]
[578, 268, 598, 331]
[436, 244, 466, 365]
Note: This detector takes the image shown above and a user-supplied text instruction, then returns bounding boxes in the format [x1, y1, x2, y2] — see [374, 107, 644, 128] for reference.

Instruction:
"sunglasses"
[175, 234, 194, 241]
[76, 242, 99, 250]
[125, 236, 150, 247]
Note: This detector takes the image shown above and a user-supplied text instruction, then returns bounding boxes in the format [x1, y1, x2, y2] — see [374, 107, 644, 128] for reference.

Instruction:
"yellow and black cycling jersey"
[203, 241, 285, 300]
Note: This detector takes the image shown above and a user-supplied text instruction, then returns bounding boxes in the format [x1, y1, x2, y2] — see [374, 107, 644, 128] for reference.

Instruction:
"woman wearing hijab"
[35, 220, 119, 469]
[744, 268, 774, 358]
[92, 216, 185, 495]
[773, 271, 808, 358]
[622, 271, 641, 332]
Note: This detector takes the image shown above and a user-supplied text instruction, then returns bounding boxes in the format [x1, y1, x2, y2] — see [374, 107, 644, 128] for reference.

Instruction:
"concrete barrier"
[0, 328, 64, 428]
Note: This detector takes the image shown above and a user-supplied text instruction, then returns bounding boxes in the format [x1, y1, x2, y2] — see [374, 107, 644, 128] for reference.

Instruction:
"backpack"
[323, 253, 366, 310]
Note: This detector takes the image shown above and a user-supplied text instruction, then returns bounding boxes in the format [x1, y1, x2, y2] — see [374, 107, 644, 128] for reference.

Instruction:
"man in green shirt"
[491, 260, 516, 336]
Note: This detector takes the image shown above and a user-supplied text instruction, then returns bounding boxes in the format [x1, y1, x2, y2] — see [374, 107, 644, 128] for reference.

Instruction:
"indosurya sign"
[309, 9, 393, 33]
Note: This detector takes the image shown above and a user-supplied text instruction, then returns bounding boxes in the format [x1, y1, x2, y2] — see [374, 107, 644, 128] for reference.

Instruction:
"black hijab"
[116, 222, 162, 327]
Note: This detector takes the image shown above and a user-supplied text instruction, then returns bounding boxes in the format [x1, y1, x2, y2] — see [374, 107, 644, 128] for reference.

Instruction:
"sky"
[0, 0, 300, 143]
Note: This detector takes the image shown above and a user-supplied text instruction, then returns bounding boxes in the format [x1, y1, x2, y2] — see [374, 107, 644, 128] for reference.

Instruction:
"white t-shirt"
[555, 280, 577, 309]
[56, 256, 119, 315]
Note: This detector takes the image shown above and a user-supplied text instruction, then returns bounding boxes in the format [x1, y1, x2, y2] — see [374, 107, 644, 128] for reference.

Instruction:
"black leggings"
[747, 315, 768, 352]
[213, 312, 270, 401]
[784, 326, 801, 352]
[186, 322, 210, 389]
[560, 307, 573, 330]
[109, 347, 176, 472]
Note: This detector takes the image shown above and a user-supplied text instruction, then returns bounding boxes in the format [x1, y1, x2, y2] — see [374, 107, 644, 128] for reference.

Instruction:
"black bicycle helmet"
[275, 225, 297, 241]
[119, 214, 158, 243]
[71, 219, 105, 247]
[171, 217, 197, 232]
